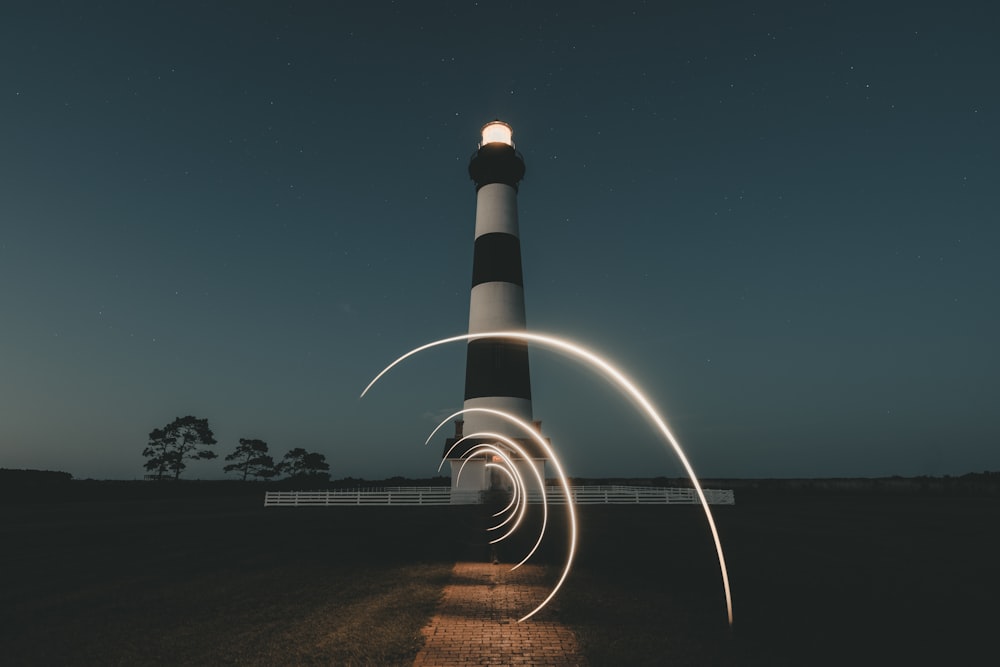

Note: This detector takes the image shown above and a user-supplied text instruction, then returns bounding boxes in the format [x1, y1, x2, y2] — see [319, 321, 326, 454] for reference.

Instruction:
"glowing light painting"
[362, 330, 733, 626]
[432, 409, 576, 622]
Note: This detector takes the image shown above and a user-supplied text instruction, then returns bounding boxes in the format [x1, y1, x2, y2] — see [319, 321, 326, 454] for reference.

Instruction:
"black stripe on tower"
[464, 338, 532, 401]
[469, 143, 525, 190]
[471, 233, 524, 287]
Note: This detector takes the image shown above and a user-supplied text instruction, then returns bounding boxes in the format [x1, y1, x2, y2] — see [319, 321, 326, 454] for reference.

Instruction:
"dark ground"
[553, 493, 1000, 666]
[2, 481, 998, 665]
[0, 493, 474, 665]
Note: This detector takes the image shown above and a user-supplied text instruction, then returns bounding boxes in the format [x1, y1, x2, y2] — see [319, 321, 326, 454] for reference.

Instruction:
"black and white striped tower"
[445, 121, 544, 493]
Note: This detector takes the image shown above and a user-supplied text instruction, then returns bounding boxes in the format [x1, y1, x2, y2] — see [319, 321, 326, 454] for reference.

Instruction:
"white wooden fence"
[264, 485, 734, 507]
[263, 487, 470, 506]
[527, 485, 735, 505]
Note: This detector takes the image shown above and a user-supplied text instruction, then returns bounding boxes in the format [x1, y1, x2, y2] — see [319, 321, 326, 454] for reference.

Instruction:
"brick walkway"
[413, 561, 588, 666]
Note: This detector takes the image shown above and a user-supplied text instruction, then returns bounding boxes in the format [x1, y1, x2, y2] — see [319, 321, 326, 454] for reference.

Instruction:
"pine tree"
[224, 438, 278, 481]
[279, 447, 331, 482]
[142, 416, 217, 480]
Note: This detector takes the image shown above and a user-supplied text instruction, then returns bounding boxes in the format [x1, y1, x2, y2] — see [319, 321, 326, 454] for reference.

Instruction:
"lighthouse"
[444, 121, 547, 494]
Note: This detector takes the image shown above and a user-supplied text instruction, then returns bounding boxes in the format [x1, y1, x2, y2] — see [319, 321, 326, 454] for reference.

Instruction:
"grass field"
[1, 497, 474, 665]
[2, 486, 998, 665]
[556, 494, 1000, 666]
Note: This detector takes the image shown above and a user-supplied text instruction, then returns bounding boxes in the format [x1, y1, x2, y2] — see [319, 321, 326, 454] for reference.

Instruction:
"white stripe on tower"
[460, 121, 533, 443]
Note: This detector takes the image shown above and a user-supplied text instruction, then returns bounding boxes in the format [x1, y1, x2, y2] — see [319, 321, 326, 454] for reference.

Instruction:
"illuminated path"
[413, 562, 587, 667]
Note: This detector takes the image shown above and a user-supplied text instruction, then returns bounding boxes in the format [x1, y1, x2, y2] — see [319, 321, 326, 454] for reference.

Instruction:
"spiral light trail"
[363, 331, 732, 626]
[443, 430, 551, 561]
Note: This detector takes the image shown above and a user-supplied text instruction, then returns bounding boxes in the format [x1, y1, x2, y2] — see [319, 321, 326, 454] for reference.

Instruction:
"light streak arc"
[458, 444, 527, 542]
[487, 464, 520, 523]
[428, 408, 576, 622]
[362, 331, 734, 626]
[442, 430, 550, 566]
[447, 445, 524, 538]
[434, 417, 558, 565]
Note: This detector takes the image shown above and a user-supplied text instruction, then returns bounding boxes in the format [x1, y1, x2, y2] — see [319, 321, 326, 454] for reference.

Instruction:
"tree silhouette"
[224, 438, 277, 481]
[280, 447, 331, 482]
[143, 416, 217, 480]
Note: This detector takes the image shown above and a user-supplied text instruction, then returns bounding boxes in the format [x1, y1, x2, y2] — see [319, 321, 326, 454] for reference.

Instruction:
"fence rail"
[264, 485, 734, 507]
[528, 485, 735, 505]
[263, 487, 473, 506]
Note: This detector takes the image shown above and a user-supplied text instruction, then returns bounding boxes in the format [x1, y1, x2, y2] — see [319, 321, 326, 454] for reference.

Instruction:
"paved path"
[413, 561, 588, 666]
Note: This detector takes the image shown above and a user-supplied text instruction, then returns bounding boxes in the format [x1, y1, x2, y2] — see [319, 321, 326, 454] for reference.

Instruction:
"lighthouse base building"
[443, 419, 548, 495]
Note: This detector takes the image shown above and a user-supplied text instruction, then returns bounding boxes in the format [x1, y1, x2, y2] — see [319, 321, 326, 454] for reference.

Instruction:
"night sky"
[2, 1, 997, 481]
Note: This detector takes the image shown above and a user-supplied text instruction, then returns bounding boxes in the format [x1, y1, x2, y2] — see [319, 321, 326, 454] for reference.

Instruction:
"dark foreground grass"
[0, 497, 477, 666]
[3, 491, 998, 665]
[554, 495, 1000, 666]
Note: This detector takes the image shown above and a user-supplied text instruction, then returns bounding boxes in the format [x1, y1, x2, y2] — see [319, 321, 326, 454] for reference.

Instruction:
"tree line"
[142, 415, 330, 482]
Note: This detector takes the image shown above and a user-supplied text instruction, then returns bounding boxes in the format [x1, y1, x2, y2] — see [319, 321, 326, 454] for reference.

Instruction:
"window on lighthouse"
[480, 121, 514, 147]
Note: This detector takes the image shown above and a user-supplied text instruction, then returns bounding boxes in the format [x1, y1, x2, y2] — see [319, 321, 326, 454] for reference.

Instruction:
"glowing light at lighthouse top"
[480, 121, 514, 148]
